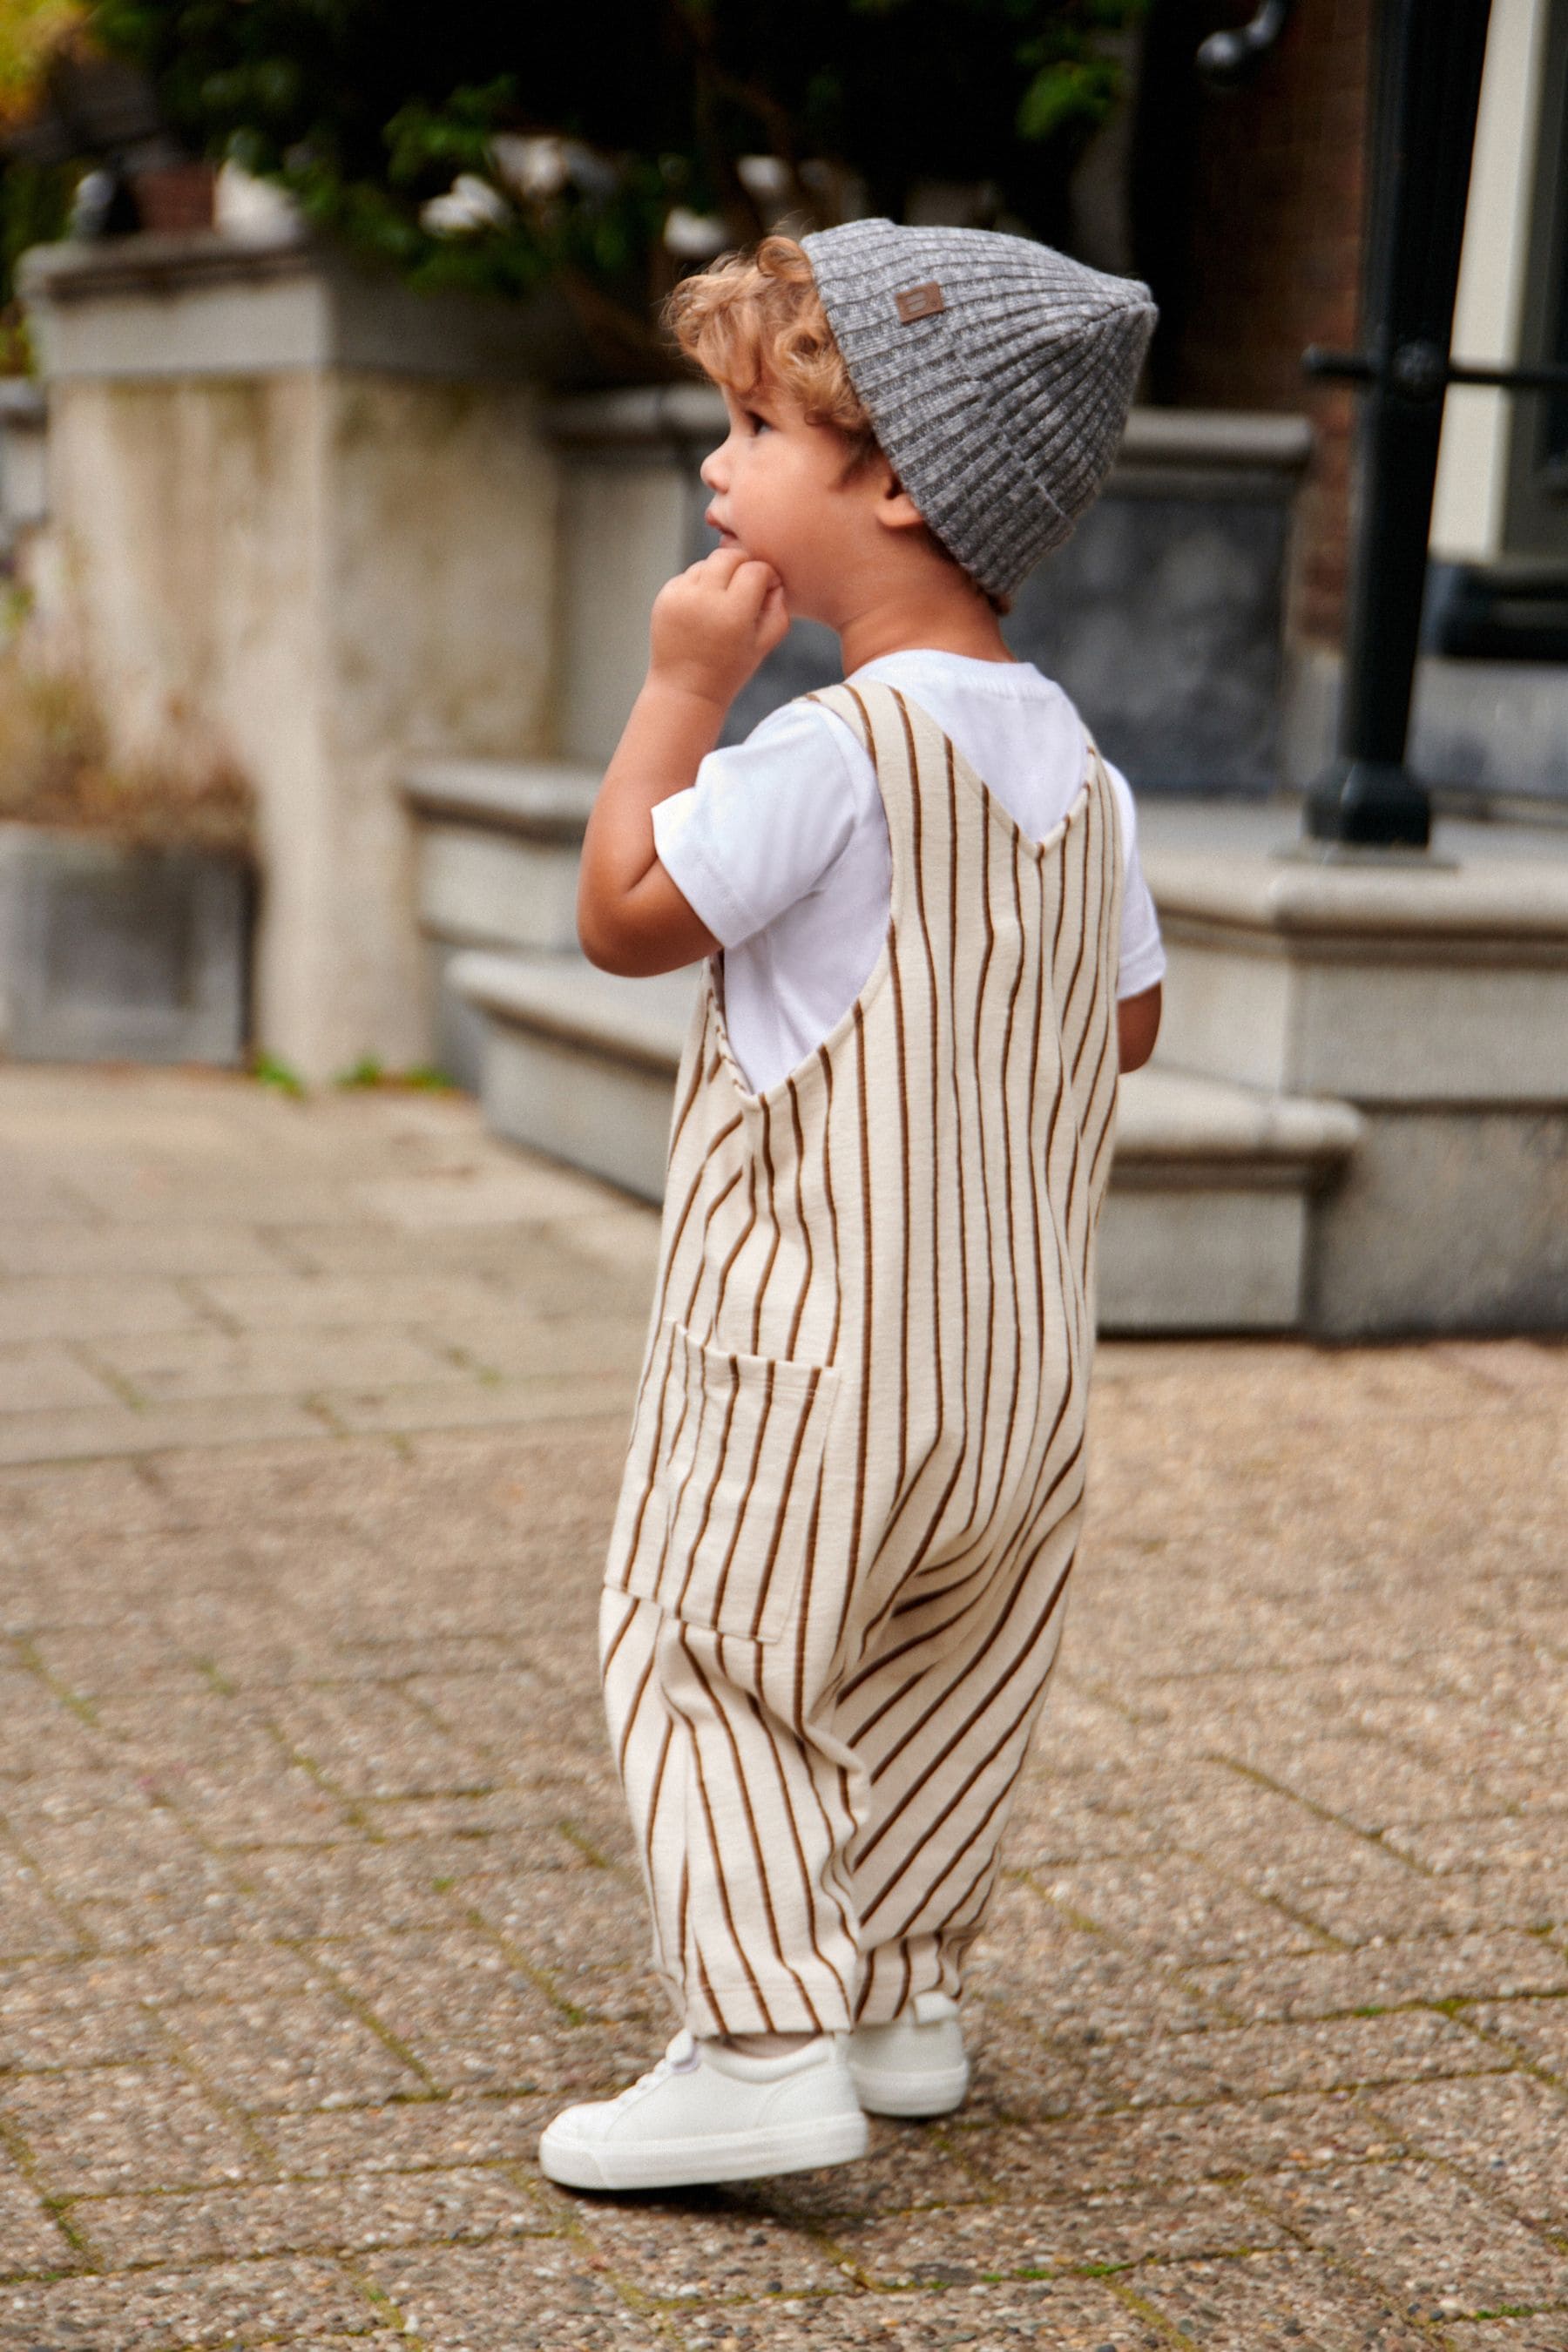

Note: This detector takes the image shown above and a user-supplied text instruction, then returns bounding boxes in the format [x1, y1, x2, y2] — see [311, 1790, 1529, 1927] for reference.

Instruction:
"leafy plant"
[0, 1, 86, 351]
[80, 0, 1141, 335]
[250, 1050, 306, 1096]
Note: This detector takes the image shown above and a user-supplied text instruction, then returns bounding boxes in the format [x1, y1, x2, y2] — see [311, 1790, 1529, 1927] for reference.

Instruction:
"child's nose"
[700, 445, 727, 490]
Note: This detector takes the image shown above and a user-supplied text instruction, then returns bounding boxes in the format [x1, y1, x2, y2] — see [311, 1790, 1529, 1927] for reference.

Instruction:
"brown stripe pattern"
[600, 682, 1124, 2036]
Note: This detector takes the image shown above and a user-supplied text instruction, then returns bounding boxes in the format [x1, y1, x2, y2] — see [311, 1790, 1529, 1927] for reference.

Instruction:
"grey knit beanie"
[799, 219, 1156, 600]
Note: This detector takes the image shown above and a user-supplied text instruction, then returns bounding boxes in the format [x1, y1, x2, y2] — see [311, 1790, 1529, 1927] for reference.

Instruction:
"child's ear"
[875, 464, 928, 535]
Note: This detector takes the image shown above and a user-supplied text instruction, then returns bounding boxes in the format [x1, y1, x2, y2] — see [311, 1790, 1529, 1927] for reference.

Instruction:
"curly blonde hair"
[663, 234, 882, 476]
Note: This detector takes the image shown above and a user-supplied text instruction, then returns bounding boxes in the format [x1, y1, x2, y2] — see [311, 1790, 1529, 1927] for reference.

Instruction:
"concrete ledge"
[402, 759, 598, 845]
[1148, 847, 1568, 956]
[546, 383, 729, 451]
[1101, 1068, 1360, 1331]
[21, 226, 571, 381]
[1112, 1066, 1363, 1188]
[1148, 841, 1568, 1104]
[452, 950, 695, 1079]
[1098, 1189, 1309, 1334]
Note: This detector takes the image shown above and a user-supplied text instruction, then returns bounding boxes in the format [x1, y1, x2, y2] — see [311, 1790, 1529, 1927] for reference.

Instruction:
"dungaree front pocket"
[618, 1320, 839, 1642]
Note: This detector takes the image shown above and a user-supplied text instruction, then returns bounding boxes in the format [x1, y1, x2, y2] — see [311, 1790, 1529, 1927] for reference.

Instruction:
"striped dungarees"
[600, 680, 1124, 2037]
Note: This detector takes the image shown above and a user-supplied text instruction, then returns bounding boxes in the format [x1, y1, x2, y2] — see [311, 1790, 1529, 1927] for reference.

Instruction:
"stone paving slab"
[0, 1068, 1564, 2350]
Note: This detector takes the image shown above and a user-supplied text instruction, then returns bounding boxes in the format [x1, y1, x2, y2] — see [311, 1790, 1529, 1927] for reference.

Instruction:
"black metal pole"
[1304, 0, 1493, 848]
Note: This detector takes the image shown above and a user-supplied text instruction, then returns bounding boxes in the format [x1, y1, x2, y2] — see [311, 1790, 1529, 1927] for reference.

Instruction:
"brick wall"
[1168, 0, 1371, 648]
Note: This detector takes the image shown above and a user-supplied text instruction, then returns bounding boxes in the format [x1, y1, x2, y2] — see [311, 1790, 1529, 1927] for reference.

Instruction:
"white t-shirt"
[652, 649, 1166, 1096]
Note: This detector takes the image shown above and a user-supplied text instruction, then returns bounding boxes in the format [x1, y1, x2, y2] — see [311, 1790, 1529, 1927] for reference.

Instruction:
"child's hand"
[648, 546, 789, 710]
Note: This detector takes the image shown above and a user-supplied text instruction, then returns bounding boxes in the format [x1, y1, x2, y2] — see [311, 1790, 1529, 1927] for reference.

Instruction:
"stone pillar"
[21, 225, 564, 1081]
[1150, 848, 1568, 1333]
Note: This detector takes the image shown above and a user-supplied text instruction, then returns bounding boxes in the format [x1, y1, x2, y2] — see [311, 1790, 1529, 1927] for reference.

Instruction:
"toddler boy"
[541, 221, 1163, 2192]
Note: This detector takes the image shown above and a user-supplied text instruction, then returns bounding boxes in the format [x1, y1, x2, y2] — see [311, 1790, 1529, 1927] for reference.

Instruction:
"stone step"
[402, 758, 601, 1087]
[403, 756, 598, 952]
[450, 947, 1363, 1334]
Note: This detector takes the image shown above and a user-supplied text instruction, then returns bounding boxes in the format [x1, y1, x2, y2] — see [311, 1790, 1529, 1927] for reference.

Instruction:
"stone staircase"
[404, 757, 1367, 1335]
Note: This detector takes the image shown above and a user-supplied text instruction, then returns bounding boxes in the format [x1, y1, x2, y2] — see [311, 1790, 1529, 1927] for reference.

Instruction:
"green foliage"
[335, 1055, 456, 1091]
[0, 156, 72, 360]
[251, 1051, 306, 1096]
[82, 0, 1141, 316]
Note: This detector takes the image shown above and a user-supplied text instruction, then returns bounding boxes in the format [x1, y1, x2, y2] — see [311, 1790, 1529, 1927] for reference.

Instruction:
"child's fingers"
[728, 557, 784, 619]
[700, 545, 755, 586]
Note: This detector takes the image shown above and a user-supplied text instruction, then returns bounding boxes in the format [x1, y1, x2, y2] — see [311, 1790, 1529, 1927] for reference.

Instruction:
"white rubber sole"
[849, 2057, 971, 2118]
[538, 2104, 869, 2191]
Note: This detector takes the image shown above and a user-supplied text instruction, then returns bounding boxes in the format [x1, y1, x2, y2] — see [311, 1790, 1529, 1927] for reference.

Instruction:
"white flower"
[421, 174, 511, 236]
[491, 134, 570, 199]
[663, 205, 730, 258]
[736, 154, 791, 203]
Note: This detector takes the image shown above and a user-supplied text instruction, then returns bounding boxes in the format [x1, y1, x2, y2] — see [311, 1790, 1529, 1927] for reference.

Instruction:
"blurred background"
[0, 0, 1562, 1338]
[0, 19, 1564, 2337]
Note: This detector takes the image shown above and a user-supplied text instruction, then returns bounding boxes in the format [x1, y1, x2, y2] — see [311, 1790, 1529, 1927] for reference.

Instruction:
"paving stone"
[0, 1221, 287, 1277]
[260, 2096, 551, 2179]
[1131, 2247, 1437, 2350]
[12, 1788, 232, 1911]
[233, 1839, 487, 1941]
[670, 2275, 1168, 2349]
[71, 2166, 551, 2268]
[838, 2176, 1288, 2284]
[0, 1346, 119, 1414]
[954, 2087, 1405, 2199]
[0, 1845, 84, 1964]
[362, 2241, 654, 2349]
[0, 2255, 381, 2348]
[1032, 1852, 1335, 1964]
[951, 2012, 1091, 2126]
[0, 1075, 1564, 2342]
[970, 1881, 1226, 2051]
[166, 1986, 431, 2113]
[0, 1394, 330, 1466]
[309, 1932, 569, 2098]
[0, 1154, 85, 1221]
[0, 1279, 209, 1346]
[1364, 2070, 1568, 2227]
[1384, 1812, 1568, 1878]
[353, 1159, 627, 1229]
[257, 1687, 499, 1802]
[26, 1621, 209, 1697]
[0, 2157, 78, 2280]
[160, 1764, 357, 1848]
[0, 2062, 258, 2196]
[194, 1270, 565, 1332]
[1294, 1869, 1568, 1945]
[573, 2193, 854, 2304]
[1187, 1930, 1568, 2022]
[321, 1373, 633, 1436]
[89, 1690, 307, 1776]
[428, 1312, 650, 1384]
[1444, 2325, 1568, 2351]
[728, 2130, 990, 2229]
[1077, 2006, 1504, 2109]
[0, 1956, 171, 2070]
[92, 1325, 463, 1405]
[1255, 2159, 1568, 2321]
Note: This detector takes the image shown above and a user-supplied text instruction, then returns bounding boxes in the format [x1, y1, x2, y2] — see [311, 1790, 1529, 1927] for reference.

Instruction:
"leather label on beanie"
[895, 281, 945, 323]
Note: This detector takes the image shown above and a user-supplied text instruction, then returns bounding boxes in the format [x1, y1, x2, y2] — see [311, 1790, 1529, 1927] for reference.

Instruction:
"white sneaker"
[848, 1990, 970, 2117]
[538, 2029, 869, 2191]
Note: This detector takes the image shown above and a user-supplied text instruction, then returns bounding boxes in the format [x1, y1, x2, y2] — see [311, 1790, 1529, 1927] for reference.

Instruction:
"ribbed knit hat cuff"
[801, 220, 1156, 599]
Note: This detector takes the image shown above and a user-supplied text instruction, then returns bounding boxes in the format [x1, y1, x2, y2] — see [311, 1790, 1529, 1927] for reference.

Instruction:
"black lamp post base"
[1304, 758, 1432, 851]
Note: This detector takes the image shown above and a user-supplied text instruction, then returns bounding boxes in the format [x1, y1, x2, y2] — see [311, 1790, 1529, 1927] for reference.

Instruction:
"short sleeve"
[652, 700, 868, 950]
[1103, 760, 1166, 1000]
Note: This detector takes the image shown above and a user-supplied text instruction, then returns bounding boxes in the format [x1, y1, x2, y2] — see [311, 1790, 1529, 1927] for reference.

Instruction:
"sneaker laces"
[614, 2028, 700, 2109]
